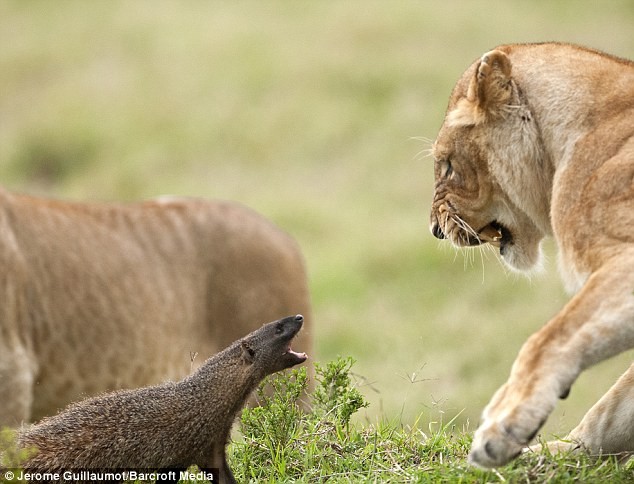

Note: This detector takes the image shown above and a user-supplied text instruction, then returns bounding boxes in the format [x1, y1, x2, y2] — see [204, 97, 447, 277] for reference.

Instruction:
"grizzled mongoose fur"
[17, 315, 307, 484]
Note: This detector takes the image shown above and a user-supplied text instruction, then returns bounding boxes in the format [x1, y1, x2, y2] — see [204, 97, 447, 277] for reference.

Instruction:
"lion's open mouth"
[478, 221, 512, 253]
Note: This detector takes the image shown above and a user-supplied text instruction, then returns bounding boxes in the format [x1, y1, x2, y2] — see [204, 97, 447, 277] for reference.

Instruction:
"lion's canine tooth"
[478, 225, 503, 246]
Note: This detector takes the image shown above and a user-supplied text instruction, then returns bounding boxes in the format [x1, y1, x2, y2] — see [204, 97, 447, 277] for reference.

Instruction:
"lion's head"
[429, 48, 555, 272]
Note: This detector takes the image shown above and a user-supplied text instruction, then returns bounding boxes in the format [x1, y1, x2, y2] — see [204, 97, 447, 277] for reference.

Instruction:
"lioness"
[0, 188, 312, 426]
[429, 42, 634, 467]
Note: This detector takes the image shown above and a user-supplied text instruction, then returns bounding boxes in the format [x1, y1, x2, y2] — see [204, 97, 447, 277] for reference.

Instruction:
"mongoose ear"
[447, 50, 513, 127]
[241, 341, 255, 364]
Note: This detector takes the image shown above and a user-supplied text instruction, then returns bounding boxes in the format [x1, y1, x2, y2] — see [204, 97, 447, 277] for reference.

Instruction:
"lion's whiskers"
[450, 213, 482, 246]
[410, 136, 435, 162]
[442, 212, 490, 279]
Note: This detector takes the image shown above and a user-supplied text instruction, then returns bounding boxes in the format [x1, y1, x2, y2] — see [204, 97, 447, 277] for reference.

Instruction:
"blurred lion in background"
[0, 191, 312, 426]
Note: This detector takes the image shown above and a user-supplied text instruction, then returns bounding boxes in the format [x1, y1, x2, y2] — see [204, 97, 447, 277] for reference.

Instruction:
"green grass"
[229, 360, 634, 483]
[2, 362, 632, 482]
[1, 0, 634, 479]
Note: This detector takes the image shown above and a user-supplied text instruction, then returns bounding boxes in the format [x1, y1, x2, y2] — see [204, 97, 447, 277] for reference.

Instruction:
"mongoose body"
[17, 315, 307, 484]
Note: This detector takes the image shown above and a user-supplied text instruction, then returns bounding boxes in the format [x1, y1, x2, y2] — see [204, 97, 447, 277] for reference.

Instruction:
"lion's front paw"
[468, 421, 526, 468]
[468, 389, 552, 468]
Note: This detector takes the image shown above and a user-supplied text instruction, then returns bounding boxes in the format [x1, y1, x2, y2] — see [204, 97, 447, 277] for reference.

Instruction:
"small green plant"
[233, 358, 375, 481]
[240, 367, 308, 451]
[313, 356, 368, 428]
[0, 428, 38, 484]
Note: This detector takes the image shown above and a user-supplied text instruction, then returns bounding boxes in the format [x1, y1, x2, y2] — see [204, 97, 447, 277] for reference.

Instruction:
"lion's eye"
[441, 159, 454, 179]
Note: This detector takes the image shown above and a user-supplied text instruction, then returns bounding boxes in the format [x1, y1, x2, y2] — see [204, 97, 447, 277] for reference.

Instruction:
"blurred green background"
[1, 1, 633, 436]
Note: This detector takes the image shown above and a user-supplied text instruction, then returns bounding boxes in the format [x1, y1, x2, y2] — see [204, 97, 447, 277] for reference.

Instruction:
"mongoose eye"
[275, 324, 284, 335]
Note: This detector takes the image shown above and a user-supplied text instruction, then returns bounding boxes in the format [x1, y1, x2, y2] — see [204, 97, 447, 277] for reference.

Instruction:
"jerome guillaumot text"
[6, 469, 217, 482]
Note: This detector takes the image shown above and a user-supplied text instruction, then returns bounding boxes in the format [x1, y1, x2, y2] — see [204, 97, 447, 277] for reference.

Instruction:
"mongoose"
[17, 315, 307, 484]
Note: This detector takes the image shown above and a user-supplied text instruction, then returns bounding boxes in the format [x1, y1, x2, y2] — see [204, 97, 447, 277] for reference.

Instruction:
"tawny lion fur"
[0, 190, 312, 427]
[429, 42, 634, 467]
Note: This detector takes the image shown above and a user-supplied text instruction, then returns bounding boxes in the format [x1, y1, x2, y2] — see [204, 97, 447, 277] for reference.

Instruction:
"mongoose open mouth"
[283, 346, 308, 365]
[282, 314, 307, 366]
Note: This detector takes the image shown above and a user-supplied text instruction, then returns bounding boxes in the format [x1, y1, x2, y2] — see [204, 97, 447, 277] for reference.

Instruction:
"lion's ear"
[447, 50, 513, 127]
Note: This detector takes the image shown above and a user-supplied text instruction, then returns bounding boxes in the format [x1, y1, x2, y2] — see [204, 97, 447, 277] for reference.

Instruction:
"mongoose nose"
[294, 314, 303, 322]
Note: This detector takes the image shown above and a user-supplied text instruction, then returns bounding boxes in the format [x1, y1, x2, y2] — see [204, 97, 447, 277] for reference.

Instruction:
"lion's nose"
[431, 221, 445, 239]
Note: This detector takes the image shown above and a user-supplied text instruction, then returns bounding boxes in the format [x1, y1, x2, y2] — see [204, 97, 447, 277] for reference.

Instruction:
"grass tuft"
[229, 358, 634, 482]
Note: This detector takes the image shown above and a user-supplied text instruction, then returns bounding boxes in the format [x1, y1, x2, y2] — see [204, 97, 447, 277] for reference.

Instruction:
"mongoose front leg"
[209, 442, 237, 484]
[221, 454, 237, 484]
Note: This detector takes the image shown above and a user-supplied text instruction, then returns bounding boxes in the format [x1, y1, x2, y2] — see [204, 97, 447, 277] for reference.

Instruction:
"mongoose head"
[240, 314, 307, 376]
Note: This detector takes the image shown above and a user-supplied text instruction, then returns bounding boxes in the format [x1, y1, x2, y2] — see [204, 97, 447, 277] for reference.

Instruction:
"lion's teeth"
[478, 225, 502, 245]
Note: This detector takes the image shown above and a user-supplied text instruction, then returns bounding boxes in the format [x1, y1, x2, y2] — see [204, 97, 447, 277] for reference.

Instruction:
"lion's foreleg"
[567, 363, 634, 455]
[528, 363, 634, 459]
[468, 258, 634, 468]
